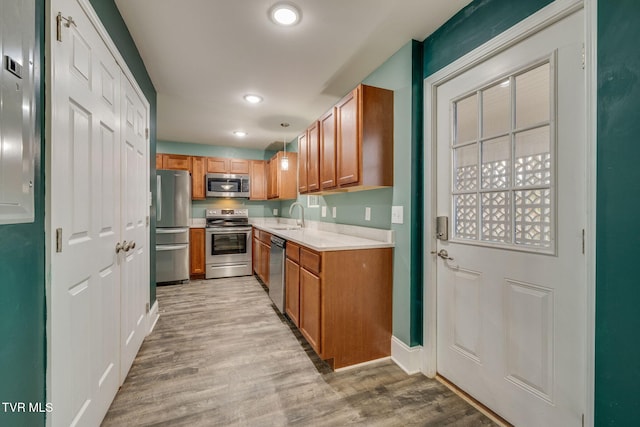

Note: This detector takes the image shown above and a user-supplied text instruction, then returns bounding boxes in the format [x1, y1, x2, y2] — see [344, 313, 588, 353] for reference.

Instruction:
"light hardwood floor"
[102, 276, 496, 426]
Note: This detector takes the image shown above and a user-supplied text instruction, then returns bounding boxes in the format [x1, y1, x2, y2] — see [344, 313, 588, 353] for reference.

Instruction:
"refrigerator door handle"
[156, 244, 188, 251]
[157, 228, 189, 234]
[157, 174, 162, 222]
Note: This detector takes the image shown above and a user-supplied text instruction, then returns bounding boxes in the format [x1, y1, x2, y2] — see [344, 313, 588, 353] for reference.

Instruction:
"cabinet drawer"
[300, 247, 321, 275]
[287, 242, 300, 263]
[259, 230, 272, 244]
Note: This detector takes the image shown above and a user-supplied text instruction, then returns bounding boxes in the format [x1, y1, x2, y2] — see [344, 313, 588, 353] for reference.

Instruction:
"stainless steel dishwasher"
[269, 235, 286, 313]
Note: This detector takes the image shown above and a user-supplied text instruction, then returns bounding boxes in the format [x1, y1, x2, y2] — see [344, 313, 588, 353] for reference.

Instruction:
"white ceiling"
[115, 0, 472, 149]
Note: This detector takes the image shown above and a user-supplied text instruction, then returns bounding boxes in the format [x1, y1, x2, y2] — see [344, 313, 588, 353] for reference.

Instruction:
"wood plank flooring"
[102, 276, 496, 426]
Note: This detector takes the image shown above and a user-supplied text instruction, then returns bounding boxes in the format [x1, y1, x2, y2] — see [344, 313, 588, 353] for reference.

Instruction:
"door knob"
[115, 242, 124, 254]
[130, 241, 136, 250]
[431, 249, 454, 261]
[123, 240, 131, 252]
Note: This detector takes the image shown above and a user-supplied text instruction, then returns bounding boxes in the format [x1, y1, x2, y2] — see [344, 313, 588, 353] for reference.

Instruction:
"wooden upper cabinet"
[155, 154, 163, 170]
[298, 132, 308, 194]
[249, 160, 267, 200]
[336, 88, 360, 187]
[319, 108, 337, 190]
[267, 151, 298, 200]
[191, 156, 206, 200]
[336, 84, 393, 189]
[207, 157, 249, 174]
[229, 159, 250, 174]
[162, 153, 191, 171]
[307, 121, 320, 192]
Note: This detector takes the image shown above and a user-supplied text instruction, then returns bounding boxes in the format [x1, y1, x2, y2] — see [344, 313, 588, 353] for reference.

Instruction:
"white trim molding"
[391, 336, 424, 375]
[148, 300, 160, 334]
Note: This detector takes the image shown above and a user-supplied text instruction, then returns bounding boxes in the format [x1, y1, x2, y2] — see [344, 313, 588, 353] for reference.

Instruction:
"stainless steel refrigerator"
[156, 169, 191, 284]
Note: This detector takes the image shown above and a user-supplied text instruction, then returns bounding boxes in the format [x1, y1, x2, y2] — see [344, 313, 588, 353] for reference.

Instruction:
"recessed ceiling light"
[243, 94, 263, 104]
[233, 131, 248, 137]
[269, 2, 301, 26]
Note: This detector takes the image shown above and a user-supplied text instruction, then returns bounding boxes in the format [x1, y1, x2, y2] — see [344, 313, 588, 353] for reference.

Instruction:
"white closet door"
[50, 0, 121, 424]
[119, 75, 149, 380]
[49, 0, 150, 425]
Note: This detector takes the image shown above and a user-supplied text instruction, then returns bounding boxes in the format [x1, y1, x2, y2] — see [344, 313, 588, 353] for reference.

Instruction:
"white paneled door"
[434, 10, 585, 427]
[49, 0, 149, 425]
[119, 76, 149, 380]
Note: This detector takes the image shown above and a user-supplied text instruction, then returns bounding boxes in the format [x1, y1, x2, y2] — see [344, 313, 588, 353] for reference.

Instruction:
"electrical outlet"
[273, 208, 278, 216]
[365, 207, 371, 221]
[391, 206, 404, 224]
[321, 206, 327, 217]
[332, 207, 337, 218]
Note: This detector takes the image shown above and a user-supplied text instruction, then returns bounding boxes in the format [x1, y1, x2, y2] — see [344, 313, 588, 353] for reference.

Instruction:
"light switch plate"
[321, 206, 327, 217]
[273, 208, 278, 216]
[391, 206, 404, 224]
[332, 207, 337, 218]
[365, 207, 371, 221]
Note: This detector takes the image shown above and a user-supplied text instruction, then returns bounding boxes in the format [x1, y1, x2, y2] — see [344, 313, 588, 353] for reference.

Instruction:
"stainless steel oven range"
[205, 209, 252, 279]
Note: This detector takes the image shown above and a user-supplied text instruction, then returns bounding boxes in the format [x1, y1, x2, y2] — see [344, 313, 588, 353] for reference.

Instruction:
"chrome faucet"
[289, 202, 305, 228]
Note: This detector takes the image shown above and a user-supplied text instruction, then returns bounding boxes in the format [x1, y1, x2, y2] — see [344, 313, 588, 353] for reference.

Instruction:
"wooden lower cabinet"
[282, 239, 393, 370]
[189, 228, 205, 279]
[299, 267, 322, 353]
[285, 258, 300, 327]
[252, 229, 271, 286]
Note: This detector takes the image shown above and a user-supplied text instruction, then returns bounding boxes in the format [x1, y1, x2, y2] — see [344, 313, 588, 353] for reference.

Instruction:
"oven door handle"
[206, 228, 252, 234]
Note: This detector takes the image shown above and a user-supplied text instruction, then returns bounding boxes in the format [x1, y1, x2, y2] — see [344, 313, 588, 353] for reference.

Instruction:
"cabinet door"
[249, 160, 267, 200]
[191, 156, 206, 200]
[229, 159, 249, 174]
[336, 87, 361, 186]
[156, 154, 164, 170]
[207, 157, 228, 173]
[307, 121, 320, 192]
[285, 259, 300, 327]
[300, 268, 321, 354]
[253, 236, 260, 275]
[189, 228, 205, 276]
[320, 108, 337, 189]
[268, 157, 278, 199]
[298, 132, 308, 194]
[260, 242, 270, 286]
[163, 153, 191, 171]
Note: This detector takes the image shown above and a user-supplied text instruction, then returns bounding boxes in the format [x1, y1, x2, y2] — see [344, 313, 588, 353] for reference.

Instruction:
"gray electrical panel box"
[0, 0, 36, 224]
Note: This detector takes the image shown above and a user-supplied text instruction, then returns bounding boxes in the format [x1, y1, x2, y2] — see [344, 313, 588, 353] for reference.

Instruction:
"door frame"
[45, 0, 152, 422]
[421, 0, 596, 424]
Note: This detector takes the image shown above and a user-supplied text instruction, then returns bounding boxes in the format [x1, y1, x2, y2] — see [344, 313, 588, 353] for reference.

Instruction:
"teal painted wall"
[0, 1, 45, 426]
[88, 0, 158, 303]
[595, 0, 640, 424]
[158, 140, 275, 161]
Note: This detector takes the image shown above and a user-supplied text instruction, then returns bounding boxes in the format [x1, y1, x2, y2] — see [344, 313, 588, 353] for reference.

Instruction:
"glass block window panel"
[454, 193, 478, 240]
[454, 144, 478, 191]
[482, 192, 511, 243]
[515, 126, 551, 187]
[482, 136, 511, 189]
[482, 82, 510, 138]
[455, 94, 478, 144]
[516, 63, 550, 129]
[515, 189, 552, 248]
[450, 58, 554, 252]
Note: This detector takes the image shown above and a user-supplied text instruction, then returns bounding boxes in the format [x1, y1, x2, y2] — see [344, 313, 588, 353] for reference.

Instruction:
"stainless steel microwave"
[206, 173, 250, 198]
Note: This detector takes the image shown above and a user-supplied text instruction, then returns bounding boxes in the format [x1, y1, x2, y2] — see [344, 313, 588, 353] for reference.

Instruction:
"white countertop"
[252, 222, 395, 252]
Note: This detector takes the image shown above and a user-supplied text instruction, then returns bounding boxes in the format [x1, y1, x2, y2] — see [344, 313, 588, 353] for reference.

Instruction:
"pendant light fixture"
[280, 122, 289, 171]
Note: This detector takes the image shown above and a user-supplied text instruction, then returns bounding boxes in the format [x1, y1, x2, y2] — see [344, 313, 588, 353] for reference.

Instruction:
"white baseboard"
[148, 300, 159, 334]
[391, 336, 424, 375]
